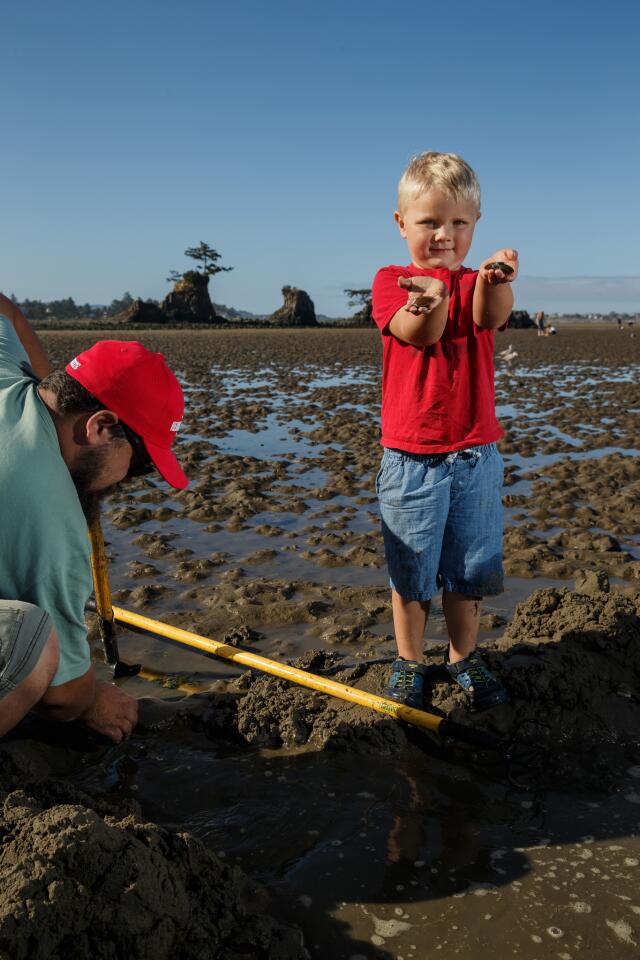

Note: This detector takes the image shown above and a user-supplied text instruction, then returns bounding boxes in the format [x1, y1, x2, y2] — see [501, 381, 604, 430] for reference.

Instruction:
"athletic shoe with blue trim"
[384, 658, 428, 710]
[446, 651, 509, 712]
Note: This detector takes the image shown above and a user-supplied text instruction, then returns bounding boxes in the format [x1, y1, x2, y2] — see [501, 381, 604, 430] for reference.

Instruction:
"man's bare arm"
[0, 292, 53, 378]
[473, 249, 518, 330]
[36, 665, 138, 742]
[387, 276, 450, 348]
[36, 666, 96, 722]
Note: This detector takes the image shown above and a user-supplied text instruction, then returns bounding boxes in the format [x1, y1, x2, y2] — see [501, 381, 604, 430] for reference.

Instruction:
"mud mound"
[0, 749, 306, 960]
[494, 586, 640, 736]
[502, 584, 640, 646]
[235, 652, 408, 754]
[214, 588, 640, 787]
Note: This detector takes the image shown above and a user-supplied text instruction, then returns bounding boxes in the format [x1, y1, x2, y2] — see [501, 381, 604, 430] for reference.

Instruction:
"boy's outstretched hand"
[479, 249, 519, 285]
[397, 275, 449, 314]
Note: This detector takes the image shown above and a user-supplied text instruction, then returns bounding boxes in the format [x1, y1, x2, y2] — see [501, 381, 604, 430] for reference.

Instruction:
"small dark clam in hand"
[485, 261, 514, 275]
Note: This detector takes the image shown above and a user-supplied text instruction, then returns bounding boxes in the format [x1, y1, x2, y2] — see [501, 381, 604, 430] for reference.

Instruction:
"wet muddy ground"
[1, 325, 639, 958]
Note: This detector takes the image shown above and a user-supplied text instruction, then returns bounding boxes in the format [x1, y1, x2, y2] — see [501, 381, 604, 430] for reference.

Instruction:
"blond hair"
[397, 152, 481, 214]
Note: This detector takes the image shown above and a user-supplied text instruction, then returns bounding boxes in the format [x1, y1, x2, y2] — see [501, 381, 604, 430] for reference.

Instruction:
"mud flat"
[1, 326, 638, 958]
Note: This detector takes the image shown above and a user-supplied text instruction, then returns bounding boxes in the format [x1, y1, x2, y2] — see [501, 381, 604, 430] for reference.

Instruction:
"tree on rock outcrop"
[185, 242, 232, 279]
[163, 242, 233, 323]
[268, 286, 317, 327]
[167, 243, 233, 284]
[344, 288, 373, 326]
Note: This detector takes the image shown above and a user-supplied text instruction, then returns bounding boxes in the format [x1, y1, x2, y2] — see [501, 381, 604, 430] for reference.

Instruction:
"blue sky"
[2, 0, 639, 316]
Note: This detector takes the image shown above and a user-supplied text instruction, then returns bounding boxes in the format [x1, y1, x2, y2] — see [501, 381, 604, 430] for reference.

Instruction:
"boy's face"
[394, 188, 480, 271]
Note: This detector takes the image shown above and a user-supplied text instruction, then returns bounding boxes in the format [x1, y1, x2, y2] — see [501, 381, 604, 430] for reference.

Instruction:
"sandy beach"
[1, 324, 639, 959]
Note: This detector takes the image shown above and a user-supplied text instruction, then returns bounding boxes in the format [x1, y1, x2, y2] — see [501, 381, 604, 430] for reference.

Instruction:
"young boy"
[371, 151, 517, 713]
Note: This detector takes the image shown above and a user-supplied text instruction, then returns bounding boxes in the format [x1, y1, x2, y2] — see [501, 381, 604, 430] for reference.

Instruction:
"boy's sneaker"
[384, 658, 428, 710]
[446, 651, 509, 713]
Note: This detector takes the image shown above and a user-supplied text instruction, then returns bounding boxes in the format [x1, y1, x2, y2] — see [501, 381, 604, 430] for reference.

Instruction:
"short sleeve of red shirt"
[371, 264, 504, 453]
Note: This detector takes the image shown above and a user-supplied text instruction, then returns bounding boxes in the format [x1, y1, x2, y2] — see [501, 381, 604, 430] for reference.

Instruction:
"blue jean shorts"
[376, 443, 504, 601]
[0, 600, 52, 699]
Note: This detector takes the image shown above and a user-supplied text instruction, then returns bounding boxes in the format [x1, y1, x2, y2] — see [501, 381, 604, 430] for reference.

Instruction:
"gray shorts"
[0, 600, 52, 699]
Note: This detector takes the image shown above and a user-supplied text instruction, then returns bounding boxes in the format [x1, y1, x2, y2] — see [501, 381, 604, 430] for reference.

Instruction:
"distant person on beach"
[371, 151, 517, 713]
[0, 293, 188, 741]
[535, 310, 546, 336]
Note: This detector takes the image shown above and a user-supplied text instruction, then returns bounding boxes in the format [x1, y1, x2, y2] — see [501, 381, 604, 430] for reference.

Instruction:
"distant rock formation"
[509, 310, 536, 329]
[119, 298, 166, 324]
[268, 286, 317, 327]
[160, 271, 216, 324]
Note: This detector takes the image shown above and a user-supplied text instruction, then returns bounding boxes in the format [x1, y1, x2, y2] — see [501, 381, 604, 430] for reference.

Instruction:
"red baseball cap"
[66, 340, 188, 489]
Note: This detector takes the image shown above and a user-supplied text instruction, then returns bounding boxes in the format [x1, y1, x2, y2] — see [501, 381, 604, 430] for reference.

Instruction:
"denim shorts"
[376, 443, 504, 600]
[0, 600, 52, 699]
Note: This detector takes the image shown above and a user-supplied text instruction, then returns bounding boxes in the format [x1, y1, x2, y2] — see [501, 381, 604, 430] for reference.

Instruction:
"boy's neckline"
[407, 264, 469, 275]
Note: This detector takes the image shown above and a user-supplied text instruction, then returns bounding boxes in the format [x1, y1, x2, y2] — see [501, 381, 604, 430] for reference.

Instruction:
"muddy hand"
[82, 681, 139, 742]
[480, 249, 519, 285]
[397, 275, 449, 314]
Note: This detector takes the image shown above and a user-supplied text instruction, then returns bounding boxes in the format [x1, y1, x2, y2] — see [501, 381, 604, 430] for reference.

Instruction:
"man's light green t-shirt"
[0, 315, 92, 685]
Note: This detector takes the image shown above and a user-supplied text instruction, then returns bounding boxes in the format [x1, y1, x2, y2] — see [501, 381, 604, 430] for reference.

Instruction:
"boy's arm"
[473, 249, 519, 330]
[387, 276, 450, 348]
[0, 292, 53, 378]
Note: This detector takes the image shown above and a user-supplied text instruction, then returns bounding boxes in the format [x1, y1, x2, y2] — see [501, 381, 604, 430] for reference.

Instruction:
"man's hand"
[81, 681, 138, 742]
[398, 275, 449, 314]
[478, 249, 519, 286]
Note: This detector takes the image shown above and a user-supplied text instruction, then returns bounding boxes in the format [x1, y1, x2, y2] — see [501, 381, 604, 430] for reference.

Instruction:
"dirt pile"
[0, 748, 307, 960]
[494, 584, 640, 738]
[208, 586, 640, 786]
[232, 652, 406, 755]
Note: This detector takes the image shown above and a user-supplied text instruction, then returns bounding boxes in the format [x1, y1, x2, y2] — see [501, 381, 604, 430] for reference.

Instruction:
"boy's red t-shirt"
[371, 264, 504, 453]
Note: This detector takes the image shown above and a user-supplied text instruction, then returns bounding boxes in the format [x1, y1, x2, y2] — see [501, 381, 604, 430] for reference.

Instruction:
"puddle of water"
[208, 414, 324, 458]
[504, 447, 640, 471]
[68, 703, 640, 960]
[289, 367, 376, 389]
[539, 425, 584, 447]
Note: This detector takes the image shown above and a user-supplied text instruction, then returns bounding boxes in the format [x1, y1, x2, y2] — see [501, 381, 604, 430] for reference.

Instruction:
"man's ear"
[83, 410, 120, 447]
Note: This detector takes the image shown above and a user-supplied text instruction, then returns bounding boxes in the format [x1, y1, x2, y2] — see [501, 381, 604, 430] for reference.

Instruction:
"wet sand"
[1, 325, 639, 958]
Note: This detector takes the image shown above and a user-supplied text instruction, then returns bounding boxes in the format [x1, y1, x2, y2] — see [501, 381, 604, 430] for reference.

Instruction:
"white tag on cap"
[170, 420, 182, 432]
[69, 358, 81, 369]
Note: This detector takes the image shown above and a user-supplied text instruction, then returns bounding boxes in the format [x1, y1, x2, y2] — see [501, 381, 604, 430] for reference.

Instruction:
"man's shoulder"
[0, 315, 30, 381]
[0, 389, 76, 513]
[1, 436, 89, 571]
